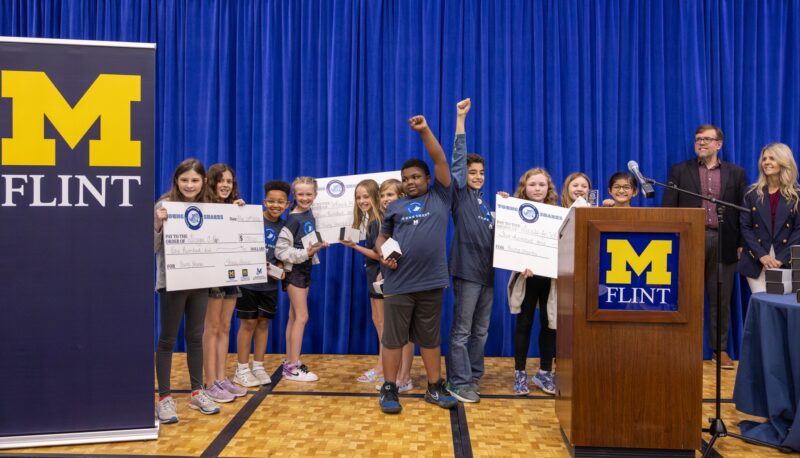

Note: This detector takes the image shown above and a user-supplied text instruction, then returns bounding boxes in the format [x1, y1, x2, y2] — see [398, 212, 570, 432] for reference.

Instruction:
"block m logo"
[605, 239, 672, 285]
[1, 71, 140, 166]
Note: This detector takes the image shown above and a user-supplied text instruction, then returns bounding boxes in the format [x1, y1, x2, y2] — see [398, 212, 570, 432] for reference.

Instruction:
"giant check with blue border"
[313, 171, 400, 243]
[162, 202, 269, 291]
[492, 196, 568, 278]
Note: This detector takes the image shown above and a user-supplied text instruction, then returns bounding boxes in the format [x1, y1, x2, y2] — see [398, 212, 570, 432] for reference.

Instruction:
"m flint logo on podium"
[598, 232, 680, 311]
[0, 70, 143, 207]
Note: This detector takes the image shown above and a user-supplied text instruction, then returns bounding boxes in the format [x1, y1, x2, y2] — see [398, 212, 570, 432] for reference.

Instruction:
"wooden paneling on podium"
[556, 208, 704, 457]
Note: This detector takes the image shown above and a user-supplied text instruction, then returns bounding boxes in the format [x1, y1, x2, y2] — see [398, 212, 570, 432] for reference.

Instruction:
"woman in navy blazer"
[738, 142, 800, 292]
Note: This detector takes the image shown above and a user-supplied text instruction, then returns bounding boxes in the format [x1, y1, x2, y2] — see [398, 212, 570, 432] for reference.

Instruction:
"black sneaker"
[425, 379, 459, 409]
[379, 382, 402, 414]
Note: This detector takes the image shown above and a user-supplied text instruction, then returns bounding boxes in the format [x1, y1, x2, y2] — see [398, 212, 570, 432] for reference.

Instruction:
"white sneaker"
[376, 380, 414, 392]
[234, 369, 262, 388]
[157, 396, 178, 424]
[251, 367, 272, 385]
[284, 363, 319, 382]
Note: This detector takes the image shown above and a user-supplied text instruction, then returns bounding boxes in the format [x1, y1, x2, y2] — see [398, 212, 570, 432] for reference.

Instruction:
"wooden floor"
[1, 354, 794, 457]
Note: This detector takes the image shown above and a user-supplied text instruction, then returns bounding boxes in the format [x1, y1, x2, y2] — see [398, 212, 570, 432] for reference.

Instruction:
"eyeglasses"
[695, 137, 719, 144]
[611, 185, 632, 191]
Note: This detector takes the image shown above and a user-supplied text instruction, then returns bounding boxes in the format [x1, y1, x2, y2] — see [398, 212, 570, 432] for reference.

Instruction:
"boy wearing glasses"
[662, 124, 747, 369]
[233, 180, 291, 387]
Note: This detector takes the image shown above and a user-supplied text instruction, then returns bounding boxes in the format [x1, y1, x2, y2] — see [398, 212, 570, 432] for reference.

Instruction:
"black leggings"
[156, 289, 208, 396]
[514, 275, 555, 372]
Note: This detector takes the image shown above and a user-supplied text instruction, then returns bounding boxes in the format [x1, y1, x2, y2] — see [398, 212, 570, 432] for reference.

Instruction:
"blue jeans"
[446, 278, 493, 387]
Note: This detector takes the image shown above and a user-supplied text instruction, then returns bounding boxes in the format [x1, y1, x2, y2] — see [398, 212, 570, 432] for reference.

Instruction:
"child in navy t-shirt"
[444, 99, 494, 404]
[375, 115, 459, 414]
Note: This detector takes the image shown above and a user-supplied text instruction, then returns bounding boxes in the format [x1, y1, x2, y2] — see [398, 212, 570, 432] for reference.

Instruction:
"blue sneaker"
[514, 370, 529, 395]
[425, 379, 459, 409]
[532, 370, 556, 395]
[379, 382, 402, 414]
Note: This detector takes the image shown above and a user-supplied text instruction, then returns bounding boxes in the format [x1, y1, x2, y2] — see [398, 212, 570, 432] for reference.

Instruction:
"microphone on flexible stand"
[627, 160, 655, 198]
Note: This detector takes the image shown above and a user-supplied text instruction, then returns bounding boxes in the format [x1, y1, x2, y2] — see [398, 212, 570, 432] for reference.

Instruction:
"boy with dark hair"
[233, 180, 291, 387]
[375, 115, 459, 414]
[445, 98, 494, 403]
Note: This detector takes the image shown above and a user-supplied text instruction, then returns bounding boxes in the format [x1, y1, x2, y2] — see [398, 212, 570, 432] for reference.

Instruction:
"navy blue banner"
[0, 39, 155, 439]
[598, 232, 680, 312]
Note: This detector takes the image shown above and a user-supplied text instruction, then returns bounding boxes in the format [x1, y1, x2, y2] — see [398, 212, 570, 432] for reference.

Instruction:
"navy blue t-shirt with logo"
[449, 134, 495, 287]
[243, 216, 285, 292]
[364, 219, 380, 284]
[382, 179, 452, 295]
[284, 210, 316, 249]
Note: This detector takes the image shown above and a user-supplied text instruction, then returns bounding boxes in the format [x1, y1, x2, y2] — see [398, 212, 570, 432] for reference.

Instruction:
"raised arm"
[409, 115, 450, 188]
[452, 98, 471, 189]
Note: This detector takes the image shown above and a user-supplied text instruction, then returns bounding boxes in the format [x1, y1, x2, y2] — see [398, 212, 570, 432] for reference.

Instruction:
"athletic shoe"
[532, 370, 556, 395]
[234, 368, 262, 388]
[251, 366, 272, 385]
[220, 378, 247, 397]
[424, 379, 459, 409]
[514, 370, 529, 396]
[284, 363, 319, 382]
[469, 380, 481, 395]
[205, 383, 235, 403]
[398, 380, 415, 393]
[357, 368, 383, 383]
[379, 382, 402, 414]
[189, 390, 220, 415]
[446, 382, 480, 403]
[375, 379, 414, 392]
[157, 396, 178, 424]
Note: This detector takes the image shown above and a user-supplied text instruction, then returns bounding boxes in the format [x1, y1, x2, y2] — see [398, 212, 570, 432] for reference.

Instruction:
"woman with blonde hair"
[738, 142, 800, 292]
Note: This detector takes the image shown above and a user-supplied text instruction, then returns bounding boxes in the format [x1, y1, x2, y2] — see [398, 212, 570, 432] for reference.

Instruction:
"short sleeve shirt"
[284, 210, 316, 249]
[243, 216, 285, 292]
[382, 179, 452, 295]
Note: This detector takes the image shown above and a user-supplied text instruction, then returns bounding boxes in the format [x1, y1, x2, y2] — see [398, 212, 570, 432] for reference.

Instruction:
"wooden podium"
[555, 207, 704, 457]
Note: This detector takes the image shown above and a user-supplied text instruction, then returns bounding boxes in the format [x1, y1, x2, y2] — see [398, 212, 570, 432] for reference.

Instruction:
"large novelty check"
[313, 171, 400, 243]
[492, 196, 569, 278]
[161, 202, 269, 291]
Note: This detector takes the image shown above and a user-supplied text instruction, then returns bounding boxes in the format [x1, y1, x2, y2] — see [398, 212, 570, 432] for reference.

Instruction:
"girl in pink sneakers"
[202, 164, 249, 404]
[275, 177, 328, 381]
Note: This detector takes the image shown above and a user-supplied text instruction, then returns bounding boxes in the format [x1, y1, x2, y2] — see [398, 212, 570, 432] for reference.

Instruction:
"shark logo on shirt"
[407, 201, 423, 215]
[303, 221, 315, 234]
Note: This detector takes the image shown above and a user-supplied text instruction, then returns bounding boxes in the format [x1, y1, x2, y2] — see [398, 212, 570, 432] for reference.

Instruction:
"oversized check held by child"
[161, 201, 269, 291]
[492, 195, 569, 279]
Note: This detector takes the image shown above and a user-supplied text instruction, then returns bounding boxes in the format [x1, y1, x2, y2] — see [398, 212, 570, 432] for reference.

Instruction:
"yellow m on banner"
[1, 70, 140, 167]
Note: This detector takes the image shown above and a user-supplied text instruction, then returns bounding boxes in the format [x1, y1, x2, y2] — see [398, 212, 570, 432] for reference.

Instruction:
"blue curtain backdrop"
[3, 0, 799, 360]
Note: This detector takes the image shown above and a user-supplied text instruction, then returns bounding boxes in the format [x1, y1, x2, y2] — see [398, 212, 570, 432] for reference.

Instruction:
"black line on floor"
[702, 398, 734, 404]
[162, 389, 734, 404]
[449, 403, 473, 458]
[479, 393, 554, 400]
[700, 439, 724, 458]
[0, 454, 187, 458]
[200, 365, 283, 457]
[268, 390, 425, 398]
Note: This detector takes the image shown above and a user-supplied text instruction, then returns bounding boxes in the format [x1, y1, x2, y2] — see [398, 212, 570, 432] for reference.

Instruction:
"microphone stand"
[647, 178, 786, 455]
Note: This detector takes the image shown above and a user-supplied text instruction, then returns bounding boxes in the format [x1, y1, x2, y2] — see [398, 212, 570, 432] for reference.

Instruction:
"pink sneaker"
[219, 378, 247, 397]
[205, 383, 234, 403]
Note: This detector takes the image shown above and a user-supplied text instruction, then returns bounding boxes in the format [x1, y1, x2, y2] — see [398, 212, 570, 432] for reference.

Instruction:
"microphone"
[627, 160, 655, 198]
